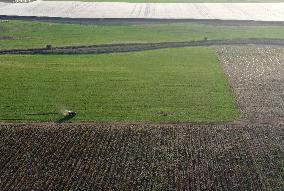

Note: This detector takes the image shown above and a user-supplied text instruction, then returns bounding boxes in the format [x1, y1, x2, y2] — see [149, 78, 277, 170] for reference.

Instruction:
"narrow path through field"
[1, 39, 284, 54]
[2, 15, 284, 26]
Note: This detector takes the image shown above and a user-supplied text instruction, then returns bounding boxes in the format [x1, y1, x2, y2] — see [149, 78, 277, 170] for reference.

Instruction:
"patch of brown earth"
[0, 123, 283, 190]
[216, 46, 284, 124]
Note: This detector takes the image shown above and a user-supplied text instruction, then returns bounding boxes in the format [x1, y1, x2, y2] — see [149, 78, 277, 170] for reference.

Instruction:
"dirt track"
[2, 39, 284, 54]
[2, 15, 284, 26]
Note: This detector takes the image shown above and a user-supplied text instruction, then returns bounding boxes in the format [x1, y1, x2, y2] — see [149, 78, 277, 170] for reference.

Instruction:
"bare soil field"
[216, 46, 284, 123]
[1, 2, 284, 21]
[0, 123, 283, 190]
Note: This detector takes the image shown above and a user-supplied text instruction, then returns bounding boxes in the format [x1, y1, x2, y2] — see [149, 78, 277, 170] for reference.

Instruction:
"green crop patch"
[2, 20, 284, 50]
[0, 47, 240, 122]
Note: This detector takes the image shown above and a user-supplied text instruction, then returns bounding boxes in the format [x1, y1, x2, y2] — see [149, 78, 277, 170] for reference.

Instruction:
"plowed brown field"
[0, 123, 283, 190]
[216, 46, 284, 123]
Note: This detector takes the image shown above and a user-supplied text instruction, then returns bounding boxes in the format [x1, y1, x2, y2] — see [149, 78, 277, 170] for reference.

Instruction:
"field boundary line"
[2, 15, 284, 26]
[1, 39, 284, 55]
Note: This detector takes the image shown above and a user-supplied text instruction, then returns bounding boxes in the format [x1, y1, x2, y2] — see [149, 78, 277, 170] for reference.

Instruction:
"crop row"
[0, 123, 283, 190]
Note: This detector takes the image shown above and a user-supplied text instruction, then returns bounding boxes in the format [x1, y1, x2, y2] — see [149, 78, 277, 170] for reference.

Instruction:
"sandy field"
[216, 46, 284, 123]
[1, 1, 284, 21]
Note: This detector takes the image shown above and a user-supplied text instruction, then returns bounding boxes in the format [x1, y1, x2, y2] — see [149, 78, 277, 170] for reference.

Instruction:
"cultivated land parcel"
[2, 20, 284, 122]
[2, 20, 284, 49]
[0, 1, 283, 190]
[0, 48, 240, 122]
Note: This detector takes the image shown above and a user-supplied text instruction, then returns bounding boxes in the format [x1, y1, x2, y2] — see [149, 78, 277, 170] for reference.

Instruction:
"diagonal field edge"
[2, 15, 284, 26]
[1, 39, 284, 55]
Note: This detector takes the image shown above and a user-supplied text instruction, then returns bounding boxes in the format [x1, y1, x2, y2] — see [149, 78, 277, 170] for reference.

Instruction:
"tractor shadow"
[56, 111, 76, 124]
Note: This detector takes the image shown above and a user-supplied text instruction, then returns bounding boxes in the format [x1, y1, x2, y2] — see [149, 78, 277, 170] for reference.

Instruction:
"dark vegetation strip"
[2, 15, 284, 26]
[1, 39, 284, 55]
[0, 123, 283, 190]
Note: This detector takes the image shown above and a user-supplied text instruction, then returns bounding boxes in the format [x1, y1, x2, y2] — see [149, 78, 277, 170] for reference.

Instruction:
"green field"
[0, 48, 240, 122]
[2, 20, 284, 50]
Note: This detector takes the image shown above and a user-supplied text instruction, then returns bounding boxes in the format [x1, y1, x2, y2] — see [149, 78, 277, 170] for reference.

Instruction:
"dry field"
[0, 123, 283, 190]
[1, 2, 284, 21]
[216, 46, 284, 123]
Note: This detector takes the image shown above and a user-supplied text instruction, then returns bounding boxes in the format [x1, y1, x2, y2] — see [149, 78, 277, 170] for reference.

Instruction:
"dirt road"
[1, 39, 284, 54]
